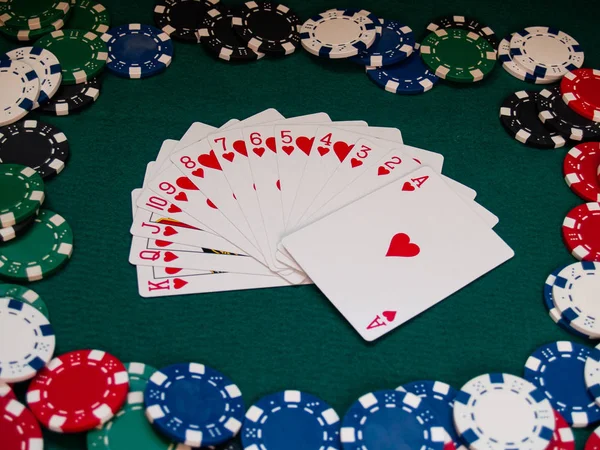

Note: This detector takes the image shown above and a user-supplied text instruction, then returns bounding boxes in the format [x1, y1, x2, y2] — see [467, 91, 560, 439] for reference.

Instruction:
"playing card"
[282, 166, 514, 341]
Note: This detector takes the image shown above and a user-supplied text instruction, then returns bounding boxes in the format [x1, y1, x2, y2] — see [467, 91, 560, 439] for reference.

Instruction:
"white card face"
[136, 188, 207, 231]
[282, 167, 514, 341]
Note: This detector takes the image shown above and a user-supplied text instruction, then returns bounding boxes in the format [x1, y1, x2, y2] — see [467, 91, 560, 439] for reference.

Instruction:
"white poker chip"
[0, 60, 40, 127]
[453, 373, 555, 450]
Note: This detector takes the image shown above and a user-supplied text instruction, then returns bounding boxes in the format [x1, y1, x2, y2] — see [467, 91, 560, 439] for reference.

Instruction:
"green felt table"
[1, 0, 599, 448]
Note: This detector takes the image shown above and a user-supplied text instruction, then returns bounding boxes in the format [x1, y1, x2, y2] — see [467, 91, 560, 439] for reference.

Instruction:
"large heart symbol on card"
[266, 137, 276, 153]
[296, 136, 314, 156]
[168, 204, 182, 214]
[334, 141, 354, 162]
[173, 278, 188, 289]
[233, 140, 248, 156]
[164, 251, 179, 262]
[385, 233, 420, 257]
[154, 240, 172, 248]
[281, 145, 294, 155]
[253, 147, 265, 157]
[198, 150, 222, 171]
[163, 226, 177, 237]
[176, 177, 199, 191]
[174, 192, 188, 202]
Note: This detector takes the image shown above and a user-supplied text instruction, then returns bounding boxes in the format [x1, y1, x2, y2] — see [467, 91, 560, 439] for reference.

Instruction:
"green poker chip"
[0, 164, 45, 228]
[0, 0, 70, 30]
[0, 283, 49, 318]
[420, 28, 497, 83]
[0, 9, 71, 42]
[124, 362, 157, 392]
[68, 0, 110, 34]
[36, 29, 108, 84]
[0, 209, 73, 282]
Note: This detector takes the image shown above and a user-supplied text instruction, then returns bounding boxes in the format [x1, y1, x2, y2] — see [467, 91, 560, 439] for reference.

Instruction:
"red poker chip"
[562, 69, 600, 123]
[586, 425, 600, 450]
[562, 202, 600, 261]
[0, 382, 16, 402]
[0, 397, 43, 450]
[563, 142, 600, 202]
[549, 410, 575, 450]
[26, 349, 129, 433]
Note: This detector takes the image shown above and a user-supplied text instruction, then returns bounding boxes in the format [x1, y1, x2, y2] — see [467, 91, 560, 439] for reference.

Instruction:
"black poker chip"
[499, 90, 567, 149]
[232, 1, 301, 56]
[425, 15, 499, 49]
[37, 78, 101, 116]
[0, 213, 36, 243]
[0, 120, 70, 179]
[537, 86, 600, 141]
[198, 8, 264, 62]
[154, 0, 222, 42]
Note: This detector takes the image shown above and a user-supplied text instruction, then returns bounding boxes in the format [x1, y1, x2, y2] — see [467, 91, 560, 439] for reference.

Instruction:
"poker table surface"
[1, 0, 598, 447]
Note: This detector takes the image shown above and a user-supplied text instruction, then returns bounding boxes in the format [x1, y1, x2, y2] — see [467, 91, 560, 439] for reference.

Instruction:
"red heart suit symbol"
[402, 182, 415, 191]
[198, 150, 222, 171]
[296, 136, 314, 155]
[163, 251, 179, 262]
[155, 240, 172, 248]
[266, 137, 276, 153]
[317, 146, 329, 156]
[174, 192, 188, 202]
[192, 168, 204, 178]
[176, 177, 198, 191]
[168, 204, 182, 213]
[276, 179, 281, 190]
[378, 166, 390, 176]
[253, 147, 265, 157]
[282, 145, 294, 155]
[350, 158, 362, 168]
[233, 140, 247, 156]
[223, 152, 235, 162]
[386, 233, 420, 257]
[163, 226, 177, 237]
[173, 278, 188, 289]
[206, 199, 218, 209]
[165, 267, 182, 275]
[382, 311, 396, 322]
[333, 142, 354, 162]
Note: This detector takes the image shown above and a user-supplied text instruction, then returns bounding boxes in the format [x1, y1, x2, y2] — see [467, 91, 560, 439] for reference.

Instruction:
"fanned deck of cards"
[130, 109, 514, 341]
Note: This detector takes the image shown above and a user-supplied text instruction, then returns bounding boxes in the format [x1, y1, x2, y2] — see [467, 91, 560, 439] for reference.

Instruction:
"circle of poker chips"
[0, 298, 55, 383]
[0, 0, 70, 30]
[232, 1, 301, 56]
[68, 0, 110, 34]
[0, 120, 70, 179]
[425, 15, 498, 49]
[102, 24, 174, 79]
[563, 143, 600, 202]
[26, 349, 129, 433]
[242, 390, 340, 450]
[562, 69, 600, 123]
[0, 209, 73, 282]
[0, 397, 44, 449]
[420, 28, 497, 82]
[198, 8, 264, 62]
[524, 341, 600, 427]
[36, 29, 108, 85]
[0, 283, 48, 318]
[0, 213, 36, 243]
[300, 9, 378, 59]
[0, 60, 40, 127]
[453, 373, 554, 449]
[340, 389, 446, 449]
[144, 362, 245, 447]
[509, 27, 584, 80]
[1, 46, 62, 108]
[154, 0, 220, 43]
[0, 164, 44, 228]
[350, 20, 414, 67]
[585, 344, 600, 407]
[538, 87, 600, 141]
[499, 90, 567, 149]
[396, 380, 461, 450]
[549, 409, 575, 450]
[38, 76, 101, 115]
[497, 33, 556, 84]
[124, 361, 157, 392]
[562, 202, 600, 261]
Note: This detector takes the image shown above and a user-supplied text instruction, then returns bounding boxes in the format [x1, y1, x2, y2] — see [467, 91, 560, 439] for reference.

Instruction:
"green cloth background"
[1, 0, 599, 447]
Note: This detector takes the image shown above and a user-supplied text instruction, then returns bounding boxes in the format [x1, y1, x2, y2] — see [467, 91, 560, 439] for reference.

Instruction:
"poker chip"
[563, 143, 600, 202]
[300, 9, 379, 59]
[198, 8, 264, 62]
[27, 349, 129, 433]
[242, 390, 341, 450]
[453, 373, 555, 448]
[36, 29, 108, 85]
[538, 87, 600, 141]
[420, 28, 497, 82]
[0, 120, 70, 179]
[548, 410, 575, 450]
[154, 0, 220, 43]
[365, 48, 439, 94]
[0, 397, 44, 450]
[0, 60, 40, 127]
[499, 90, 567, 148]
[124, 362, 157, 392]
[0, 283, 48, 318]
[585, 344, 600, 407]
[38, 77, 101, 115]
[0, 0, 70, 30]
[0, 382, 16, 401]
[587, 426, 600, 450]
[350, 20, 414, 67]
[0, 164, 44, 228]
[102, 24, 174, 79]
[0, 213, 36, 243]
[232, 2, 301, 56]
[0, 209, 73, 282]
[397, 380, 463, 450]
[144, 362, 245, 447]
[497, 34, 557, 84]
[561, 69, 600, 123]
[68, 0, 110, 34]
[509, 27, 584, 79]
[524, 341, 600, 427]
[0, 298, 55, 383]
[1, 46, 62, 108]
[425, 15, 498, 49]
[340, 389, 446, 450]
[562, 202, 600, 261]
[0, 12, 69, 42]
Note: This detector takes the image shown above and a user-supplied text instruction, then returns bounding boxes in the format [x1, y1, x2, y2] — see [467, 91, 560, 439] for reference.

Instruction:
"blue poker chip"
[144, 363, 245, 447]
[397, 380, 463, 450]
[340, 389, 446, 450]
[242, 390, 341, 450]
[365, 48, 439, 94]
[524, 341, 600, 428]
[350, 20, 415, 67]
[102, 23, 174, 79]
